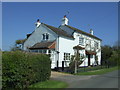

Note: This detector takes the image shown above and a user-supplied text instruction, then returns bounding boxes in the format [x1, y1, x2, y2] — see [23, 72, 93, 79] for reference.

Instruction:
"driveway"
[50, 70, 119, 88]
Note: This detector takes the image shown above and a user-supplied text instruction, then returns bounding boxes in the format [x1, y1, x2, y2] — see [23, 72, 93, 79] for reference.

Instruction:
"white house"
[23, 16, 102, 69]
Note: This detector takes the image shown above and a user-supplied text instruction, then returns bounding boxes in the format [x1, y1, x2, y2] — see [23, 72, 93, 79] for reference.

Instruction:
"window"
[79, 37, 84, 45]
[48, 50, 51, 57]
[86, 39, 90, 44]
[39, 50, 42, 53]
[43, 34, 45, 40]
[42, 49, 47, 53]
[37, 49, 47, 54]
[42, 33, 49, 40]
[31, 50, 39, 53]
[94, 41, 99, 49]
[90, 55, 93, 58]
[48, 50, 51, 54]
[64, 53, 70, 60]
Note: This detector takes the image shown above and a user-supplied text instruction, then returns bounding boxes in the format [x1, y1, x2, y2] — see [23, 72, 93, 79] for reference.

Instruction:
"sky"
[2, 2, 118, 51]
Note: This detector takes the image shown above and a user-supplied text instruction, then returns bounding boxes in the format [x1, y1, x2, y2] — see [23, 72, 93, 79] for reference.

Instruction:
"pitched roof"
[65, 25, 102, 41]
[73, 45, 85, 50]
[85, 50, 96, 55]
[29, 41, 55, 49]
[42, 23, 74, 39]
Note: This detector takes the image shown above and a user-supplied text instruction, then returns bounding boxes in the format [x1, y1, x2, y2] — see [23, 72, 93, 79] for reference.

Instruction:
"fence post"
[62, 61, 64, 71]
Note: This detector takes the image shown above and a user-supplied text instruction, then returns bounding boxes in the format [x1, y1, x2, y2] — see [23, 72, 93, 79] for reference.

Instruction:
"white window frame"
[42, 33, 49, 40]
[64, 53, 70, 61]
[94, 41, 99, 49]
[79, 37, 84, 45]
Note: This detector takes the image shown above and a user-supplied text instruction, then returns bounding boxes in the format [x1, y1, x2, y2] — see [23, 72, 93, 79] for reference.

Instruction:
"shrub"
[2, 51, 51, 88]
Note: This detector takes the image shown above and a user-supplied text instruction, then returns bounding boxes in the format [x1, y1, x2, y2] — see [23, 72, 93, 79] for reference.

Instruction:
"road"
[50, 70, 119, 88]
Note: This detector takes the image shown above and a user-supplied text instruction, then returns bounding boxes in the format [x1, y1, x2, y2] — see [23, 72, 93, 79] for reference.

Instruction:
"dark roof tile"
[43, 23, 74, 39]
[65, 25, 102, 41]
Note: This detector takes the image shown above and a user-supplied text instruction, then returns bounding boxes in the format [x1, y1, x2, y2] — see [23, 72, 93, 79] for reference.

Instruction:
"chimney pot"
[90, 29, 94, 35]
[35, 19, 41, 27]
[61, 15, 68, 25]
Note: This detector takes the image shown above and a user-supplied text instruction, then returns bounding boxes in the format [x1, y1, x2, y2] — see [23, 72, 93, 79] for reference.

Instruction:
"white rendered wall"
[57, 32, 101, 68]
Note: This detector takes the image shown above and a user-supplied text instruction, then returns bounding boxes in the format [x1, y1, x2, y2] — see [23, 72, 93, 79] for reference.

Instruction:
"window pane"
[39, 50, 42, 53]
[48, 50, 51, 53]
[43, 50, 46, 53]
[43, 34, 45, 40]
[79, 37, 84, 45]
[46, 34, 49, 40]
[64, 53, 70, 60]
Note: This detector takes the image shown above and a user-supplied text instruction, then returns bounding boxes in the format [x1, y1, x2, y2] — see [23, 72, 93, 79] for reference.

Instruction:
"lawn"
[75, 66, 118, 75]
[29, 80, 68, 88]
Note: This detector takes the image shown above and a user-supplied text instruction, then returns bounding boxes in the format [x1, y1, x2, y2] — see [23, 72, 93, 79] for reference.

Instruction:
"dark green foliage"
[101, 41, 120, 66]
[2, 51, 51, 88]
[16, 39, 27, 44]
[101, 45, 113, 61]
[95, 55, 98, 65]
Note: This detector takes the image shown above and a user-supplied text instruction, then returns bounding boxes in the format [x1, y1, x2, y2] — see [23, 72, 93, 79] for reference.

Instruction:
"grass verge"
[75, 66, 118, 75]
[29, 80, 68, 88]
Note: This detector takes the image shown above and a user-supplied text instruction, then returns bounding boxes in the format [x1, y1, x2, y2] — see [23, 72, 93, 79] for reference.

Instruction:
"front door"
[88, 54, 90, 66]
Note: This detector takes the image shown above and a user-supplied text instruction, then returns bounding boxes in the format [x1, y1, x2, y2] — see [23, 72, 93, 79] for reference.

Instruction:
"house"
[23, 15, 102, 69]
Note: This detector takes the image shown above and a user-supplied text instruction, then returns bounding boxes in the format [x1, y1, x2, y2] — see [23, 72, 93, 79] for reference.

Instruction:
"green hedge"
[2, 51, 51, 88]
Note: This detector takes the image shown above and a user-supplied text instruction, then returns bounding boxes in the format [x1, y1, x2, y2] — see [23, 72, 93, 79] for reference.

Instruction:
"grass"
[77, 65, 107, 72]
[75, 66, 118, 75]
[29, 80, 68, 88]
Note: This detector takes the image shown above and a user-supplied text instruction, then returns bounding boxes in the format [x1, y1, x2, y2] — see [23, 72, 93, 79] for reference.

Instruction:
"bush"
[2, 51, 51, 88]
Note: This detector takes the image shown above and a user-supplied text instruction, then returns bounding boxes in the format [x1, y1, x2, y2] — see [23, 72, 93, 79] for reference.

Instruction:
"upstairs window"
[94, 41, 99, 49]
[79, 37, 84, 45]
[64, 53, 70, 60]
[42, 33, 49, 40]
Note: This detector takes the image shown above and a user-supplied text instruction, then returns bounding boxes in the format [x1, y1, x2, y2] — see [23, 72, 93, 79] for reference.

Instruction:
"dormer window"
[42, 33, 49, 40]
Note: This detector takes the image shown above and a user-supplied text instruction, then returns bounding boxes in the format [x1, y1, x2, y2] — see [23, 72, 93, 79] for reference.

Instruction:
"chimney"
[61, 15, 69, 25]
[35, 19, 41, 27]
[90, 29, 93, 35]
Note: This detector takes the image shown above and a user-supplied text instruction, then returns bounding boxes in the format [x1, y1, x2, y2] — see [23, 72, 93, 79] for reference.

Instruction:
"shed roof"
[29, 41, 55, 49]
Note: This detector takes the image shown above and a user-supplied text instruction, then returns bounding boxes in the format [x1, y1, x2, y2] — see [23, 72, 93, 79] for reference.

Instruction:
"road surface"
[50, 70, 119, 88]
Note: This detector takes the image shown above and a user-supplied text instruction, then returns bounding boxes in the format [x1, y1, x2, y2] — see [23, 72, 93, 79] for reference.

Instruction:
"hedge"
[2, 51, 51, 88]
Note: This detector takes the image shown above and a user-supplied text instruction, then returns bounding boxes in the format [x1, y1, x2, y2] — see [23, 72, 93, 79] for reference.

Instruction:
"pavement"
[50, 70, 119, 88]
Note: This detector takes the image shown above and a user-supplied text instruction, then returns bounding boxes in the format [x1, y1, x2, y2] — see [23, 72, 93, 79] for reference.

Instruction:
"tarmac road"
[51, 70, 119, 88]
[68, 70, 119, 88]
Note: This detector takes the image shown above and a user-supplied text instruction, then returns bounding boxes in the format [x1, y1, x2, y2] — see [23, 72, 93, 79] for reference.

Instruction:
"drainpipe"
[56, 36, 59, 70]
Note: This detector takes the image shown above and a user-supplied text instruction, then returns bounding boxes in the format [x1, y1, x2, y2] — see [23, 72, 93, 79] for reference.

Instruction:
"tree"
[69, 46, 85, 73]
[11, 39, 27, 51]
[15, 39, 27, 49]
[101, 45, 113, 64]
[95, 55, 98, 65]
[109, 41, 120, 66]
[101, 41, 120, 66]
